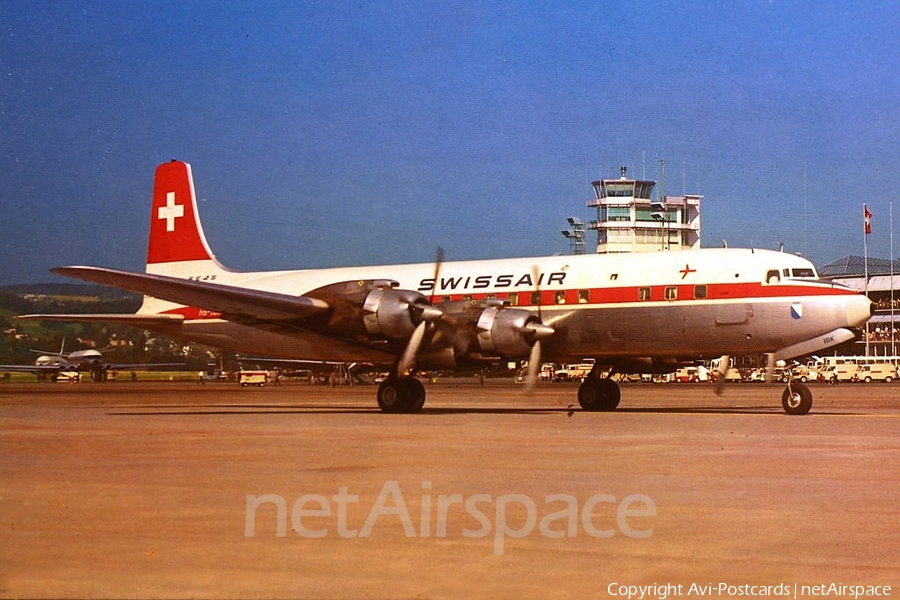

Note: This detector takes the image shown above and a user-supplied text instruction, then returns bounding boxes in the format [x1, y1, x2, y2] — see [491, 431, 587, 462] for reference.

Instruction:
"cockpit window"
[790, 268, 817, 278]
[771, 267, 818, 282]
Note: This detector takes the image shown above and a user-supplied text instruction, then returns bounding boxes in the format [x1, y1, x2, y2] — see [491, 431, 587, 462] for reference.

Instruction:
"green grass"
[0, 370, 201, 384]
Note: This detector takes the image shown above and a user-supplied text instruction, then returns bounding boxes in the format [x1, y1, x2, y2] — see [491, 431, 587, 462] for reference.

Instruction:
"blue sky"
[2, 1, 899, 284]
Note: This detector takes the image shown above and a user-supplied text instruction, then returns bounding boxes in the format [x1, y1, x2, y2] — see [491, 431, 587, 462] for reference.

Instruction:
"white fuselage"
[137, 247, 871, 367]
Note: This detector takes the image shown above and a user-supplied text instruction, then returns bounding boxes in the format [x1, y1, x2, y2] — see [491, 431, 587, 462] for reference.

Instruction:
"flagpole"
[864, 203, 870, 356]
[891, 200, 896, 358]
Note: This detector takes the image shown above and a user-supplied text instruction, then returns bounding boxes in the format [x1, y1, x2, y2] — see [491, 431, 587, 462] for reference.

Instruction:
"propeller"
[764, 352, 776, 384]
[525, 339, 542, 391]
[523, 321, 555, 391]
[428, 246, 444, 304]
[524, 264, 548, 391]
[714, 354, 729, 396]
[397, 247, 445, 378]
[397, 321, 427, 377]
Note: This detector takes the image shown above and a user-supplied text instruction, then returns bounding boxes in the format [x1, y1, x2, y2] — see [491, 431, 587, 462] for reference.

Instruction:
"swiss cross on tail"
[147, 161, 216, 265]
[158, 192, 184, 231]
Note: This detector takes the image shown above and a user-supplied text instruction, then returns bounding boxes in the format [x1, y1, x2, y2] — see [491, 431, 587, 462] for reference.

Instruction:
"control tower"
[587, 166, 702, 253]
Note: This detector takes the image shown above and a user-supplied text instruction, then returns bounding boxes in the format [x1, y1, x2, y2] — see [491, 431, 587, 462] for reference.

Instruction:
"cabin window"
[555, 291, 566, 304]
[578, 289, 590, 303]
[694, 285, 707, 299]
[506, 293, 519, 306]
[665, 286, 678, 300]
[766, 270, 781, 284]
[531, 291, 542, 305]
[638, 287, 651, 301]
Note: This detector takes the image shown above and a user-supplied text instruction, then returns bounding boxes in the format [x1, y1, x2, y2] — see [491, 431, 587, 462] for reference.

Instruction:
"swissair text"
[418, 272, 566, 293]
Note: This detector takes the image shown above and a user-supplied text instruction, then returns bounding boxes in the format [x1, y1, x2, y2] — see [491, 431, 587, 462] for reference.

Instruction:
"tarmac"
[1, 378, 898, 599]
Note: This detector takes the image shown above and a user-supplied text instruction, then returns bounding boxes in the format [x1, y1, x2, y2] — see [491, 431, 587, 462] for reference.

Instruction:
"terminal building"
[819, 255, 899, 356]
[587, 166, 702, 253]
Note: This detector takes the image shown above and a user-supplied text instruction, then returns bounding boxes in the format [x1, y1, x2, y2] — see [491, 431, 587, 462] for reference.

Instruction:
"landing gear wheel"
[577, 377, 621, 411]
[405, 378, 426, 413]
[377, 377, 426, 413]
[781, 381, 812, 415]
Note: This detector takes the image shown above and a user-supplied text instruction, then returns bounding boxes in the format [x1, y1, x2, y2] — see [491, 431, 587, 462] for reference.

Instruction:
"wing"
[47, 266, 330, 323]
[0, 365, 62, 374]
[105, 362, 187, 370]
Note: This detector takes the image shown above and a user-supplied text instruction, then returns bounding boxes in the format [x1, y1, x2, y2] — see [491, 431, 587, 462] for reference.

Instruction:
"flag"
[864, 204, 872, 235]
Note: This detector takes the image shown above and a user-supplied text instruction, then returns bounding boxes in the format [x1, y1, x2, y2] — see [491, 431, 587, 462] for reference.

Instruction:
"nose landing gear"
[781, 381, 812, 415]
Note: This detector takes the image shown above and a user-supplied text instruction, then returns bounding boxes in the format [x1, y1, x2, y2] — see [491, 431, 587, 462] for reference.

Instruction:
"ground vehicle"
[709, 368, 743, 383]
[239, 370, 268, 386]
[539, 364, 556, 381]
[789, 364, 824, 383]
[673, 366, 710, 382]
[554, 362, 594, 382]
[857, 364, 897, 383]
[823, 364, 859, 383]
[814, 356, 900, 383]
[55, 371, 81, 383]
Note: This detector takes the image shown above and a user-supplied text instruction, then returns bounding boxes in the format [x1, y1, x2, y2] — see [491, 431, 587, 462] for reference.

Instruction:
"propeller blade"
[429, 246, 444, 304]
[525, 339, 542, 392]
[397, 321, 427, 377]
[714, 354, 729, 396]
[525, 265, 551, 393]
[765, 352, 776, 384]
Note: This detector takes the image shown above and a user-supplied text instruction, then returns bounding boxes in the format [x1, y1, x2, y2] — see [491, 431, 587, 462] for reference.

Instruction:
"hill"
[0, 283, 140, 300]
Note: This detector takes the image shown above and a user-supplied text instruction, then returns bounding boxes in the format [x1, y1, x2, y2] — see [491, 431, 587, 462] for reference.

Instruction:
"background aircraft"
[21, 161, 871, 412]
[0, 341, 185, 381]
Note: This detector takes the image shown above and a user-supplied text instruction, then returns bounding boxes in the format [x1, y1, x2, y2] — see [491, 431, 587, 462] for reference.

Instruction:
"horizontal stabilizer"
[19, 313, 185, 326]
[50, 266, 330, 322]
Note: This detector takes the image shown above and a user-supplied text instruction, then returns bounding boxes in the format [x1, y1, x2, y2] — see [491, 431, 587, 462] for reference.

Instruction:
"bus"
[811, 356, 900, 383]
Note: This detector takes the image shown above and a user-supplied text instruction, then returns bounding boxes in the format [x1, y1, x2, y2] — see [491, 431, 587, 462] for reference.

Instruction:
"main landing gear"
[577, 372, 621, 411]
[377, 376, 426, 414]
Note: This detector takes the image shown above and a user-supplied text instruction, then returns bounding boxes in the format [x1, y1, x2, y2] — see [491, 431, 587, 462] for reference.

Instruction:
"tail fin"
[146, 161, 227, 276]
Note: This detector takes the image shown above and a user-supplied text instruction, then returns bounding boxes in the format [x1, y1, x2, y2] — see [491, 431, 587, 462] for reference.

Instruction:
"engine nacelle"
[476, 306, 541, 357]
[362, 287, 431, 339]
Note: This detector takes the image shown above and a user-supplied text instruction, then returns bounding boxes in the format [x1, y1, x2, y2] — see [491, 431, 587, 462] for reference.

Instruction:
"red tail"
[147, 161, 217, 266]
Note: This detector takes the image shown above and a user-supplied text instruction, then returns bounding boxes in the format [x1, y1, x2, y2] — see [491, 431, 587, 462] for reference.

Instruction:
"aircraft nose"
[846, 294, 873, 328]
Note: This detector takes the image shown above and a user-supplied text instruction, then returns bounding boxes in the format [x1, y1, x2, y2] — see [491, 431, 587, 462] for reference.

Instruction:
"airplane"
[0, 340, 185, 381]
[20, 160, 872, 413]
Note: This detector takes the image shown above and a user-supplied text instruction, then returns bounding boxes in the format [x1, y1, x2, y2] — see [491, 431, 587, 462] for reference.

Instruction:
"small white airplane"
[0, 340, 184, 380]
[22, 160, 872, 413]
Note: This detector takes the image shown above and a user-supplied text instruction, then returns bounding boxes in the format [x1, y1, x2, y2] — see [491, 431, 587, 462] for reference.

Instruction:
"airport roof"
[818, 255, 900, 278]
